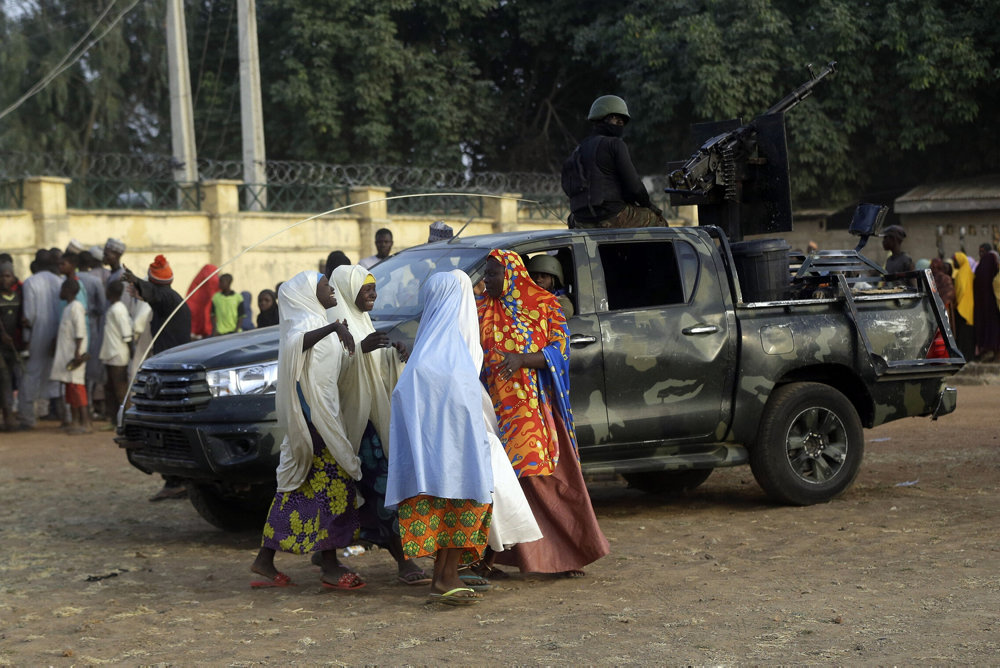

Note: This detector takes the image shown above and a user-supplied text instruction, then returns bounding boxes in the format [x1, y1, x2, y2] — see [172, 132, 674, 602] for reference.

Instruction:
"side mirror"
[849, 204, 888, 252]
[849, 204, 888, 238]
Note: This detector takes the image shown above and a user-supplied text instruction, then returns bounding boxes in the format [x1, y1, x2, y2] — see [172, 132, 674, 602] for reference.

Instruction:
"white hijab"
[326, 265, 403, 452]
[274, 271, 359, 492]
[451, 270, 542, 550]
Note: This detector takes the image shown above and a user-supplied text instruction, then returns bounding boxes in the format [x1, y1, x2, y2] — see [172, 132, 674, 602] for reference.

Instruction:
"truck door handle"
[570, 334, 598, 346]
[682, 324, 719, 336]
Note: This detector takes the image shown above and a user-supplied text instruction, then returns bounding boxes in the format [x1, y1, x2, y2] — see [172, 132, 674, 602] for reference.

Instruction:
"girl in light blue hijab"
[386, 271, 494, 604]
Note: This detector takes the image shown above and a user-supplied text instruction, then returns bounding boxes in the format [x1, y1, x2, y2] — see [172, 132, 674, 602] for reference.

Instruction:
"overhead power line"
[0, 0, 141, 123]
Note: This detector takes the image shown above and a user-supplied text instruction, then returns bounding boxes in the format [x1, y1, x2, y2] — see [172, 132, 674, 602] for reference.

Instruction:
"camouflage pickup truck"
[117, 225, 963, 530]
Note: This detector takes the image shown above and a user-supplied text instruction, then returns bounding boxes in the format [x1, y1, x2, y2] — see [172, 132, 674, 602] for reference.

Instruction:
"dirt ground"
[1, 386, 998, 666]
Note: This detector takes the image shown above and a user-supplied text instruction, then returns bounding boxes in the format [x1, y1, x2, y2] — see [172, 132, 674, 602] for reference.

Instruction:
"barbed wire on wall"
[0, 151, 682, 221]
[0, 151, 564, 195]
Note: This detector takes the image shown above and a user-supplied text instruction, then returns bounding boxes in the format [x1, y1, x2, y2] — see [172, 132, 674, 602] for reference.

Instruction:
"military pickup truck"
[117, 224, 963, 530]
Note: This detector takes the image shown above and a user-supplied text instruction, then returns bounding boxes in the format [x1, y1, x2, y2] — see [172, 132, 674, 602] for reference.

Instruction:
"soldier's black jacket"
[570, 123, 653, 225]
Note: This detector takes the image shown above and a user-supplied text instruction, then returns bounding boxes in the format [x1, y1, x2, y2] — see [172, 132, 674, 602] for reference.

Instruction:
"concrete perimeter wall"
[0, 177, 561, 304]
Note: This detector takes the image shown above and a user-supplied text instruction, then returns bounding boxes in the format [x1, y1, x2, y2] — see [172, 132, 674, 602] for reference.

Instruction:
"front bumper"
[116, 417, 280, 483]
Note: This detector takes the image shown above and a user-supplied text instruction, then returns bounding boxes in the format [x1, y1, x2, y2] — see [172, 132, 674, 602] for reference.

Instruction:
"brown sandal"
[467, 561, 509, 580]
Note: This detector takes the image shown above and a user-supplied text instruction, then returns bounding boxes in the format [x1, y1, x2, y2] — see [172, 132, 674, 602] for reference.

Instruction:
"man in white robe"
[17, 250, 63, 429]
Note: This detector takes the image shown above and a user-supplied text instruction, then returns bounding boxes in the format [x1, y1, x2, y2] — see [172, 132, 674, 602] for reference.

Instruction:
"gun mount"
[665, 62, 836, 241]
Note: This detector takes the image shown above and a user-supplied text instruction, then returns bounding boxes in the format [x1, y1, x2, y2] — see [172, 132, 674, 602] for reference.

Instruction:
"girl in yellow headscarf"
[952, 252, 975, 360]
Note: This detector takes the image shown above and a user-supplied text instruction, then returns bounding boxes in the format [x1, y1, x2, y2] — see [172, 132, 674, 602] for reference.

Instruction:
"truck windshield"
[369, 247, 485, 320]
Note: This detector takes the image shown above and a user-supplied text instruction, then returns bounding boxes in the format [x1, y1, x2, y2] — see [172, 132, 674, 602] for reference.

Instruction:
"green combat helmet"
[526, 254, 565, 287]
[587, 95, 630, 123]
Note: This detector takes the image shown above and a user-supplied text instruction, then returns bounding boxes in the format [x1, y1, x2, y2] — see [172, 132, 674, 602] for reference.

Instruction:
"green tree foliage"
[252, 0, 497, 165]
[0, 0, 168, 158]
[462, 0, 619, 172]
[1, 0, 998, 207]
[574, 0, 1000, 205]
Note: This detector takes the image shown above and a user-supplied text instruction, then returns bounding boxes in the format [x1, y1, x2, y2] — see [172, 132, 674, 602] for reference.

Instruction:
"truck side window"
[599, 241, 695, 310]
[676, 239, 699, 301]
[522, 247, 576, 313]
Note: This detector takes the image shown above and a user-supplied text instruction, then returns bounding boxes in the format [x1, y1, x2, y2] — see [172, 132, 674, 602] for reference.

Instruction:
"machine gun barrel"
[664, 60, 837, 241]
[764, 61, 837, 116]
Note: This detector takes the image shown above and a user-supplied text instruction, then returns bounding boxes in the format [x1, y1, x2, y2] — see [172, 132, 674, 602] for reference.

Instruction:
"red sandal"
[322, 570, 366, 590]
[250, 572, 294, 588]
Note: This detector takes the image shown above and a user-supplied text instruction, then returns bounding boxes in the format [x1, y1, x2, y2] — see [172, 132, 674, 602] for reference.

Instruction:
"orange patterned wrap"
[477, 249, 577, 477]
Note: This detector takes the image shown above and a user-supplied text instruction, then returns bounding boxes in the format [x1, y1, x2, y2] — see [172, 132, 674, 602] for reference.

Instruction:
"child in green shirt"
[211, 273, 245, 336]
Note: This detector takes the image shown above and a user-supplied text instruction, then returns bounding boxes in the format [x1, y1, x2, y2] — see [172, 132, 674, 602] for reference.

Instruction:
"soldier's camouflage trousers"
[570, 203, 667, 229]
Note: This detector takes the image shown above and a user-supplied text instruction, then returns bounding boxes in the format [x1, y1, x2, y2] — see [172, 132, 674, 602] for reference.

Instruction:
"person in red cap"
[123, 255, 191, 356]
[123, 255, 193, 502]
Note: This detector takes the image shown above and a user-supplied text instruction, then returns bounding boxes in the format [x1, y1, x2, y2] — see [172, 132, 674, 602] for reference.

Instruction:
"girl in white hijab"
[249, 271, 367, 590]
[326, 264, 431, 585]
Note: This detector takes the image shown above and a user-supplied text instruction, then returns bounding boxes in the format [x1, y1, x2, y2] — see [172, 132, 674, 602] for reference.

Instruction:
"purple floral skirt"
[260, 423, 359, 554]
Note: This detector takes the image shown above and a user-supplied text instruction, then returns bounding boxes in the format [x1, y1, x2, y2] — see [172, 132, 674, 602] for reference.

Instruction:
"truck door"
[518, 241, 608, 449]
[594, 236, 733, 443]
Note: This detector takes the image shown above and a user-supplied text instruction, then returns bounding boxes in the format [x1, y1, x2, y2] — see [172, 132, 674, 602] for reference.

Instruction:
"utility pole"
[166, 0, 198, 185]
[238, 0, 267, 210]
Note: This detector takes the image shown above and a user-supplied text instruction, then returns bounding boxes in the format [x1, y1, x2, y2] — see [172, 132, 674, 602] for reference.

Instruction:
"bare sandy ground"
[1, 388, 998, 665]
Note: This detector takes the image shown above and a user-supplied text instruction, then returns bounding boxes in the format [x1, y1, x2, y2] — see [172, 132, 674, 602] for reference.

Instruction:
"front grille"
[123, 425, 195, 463]
[131, 369, 211, 413]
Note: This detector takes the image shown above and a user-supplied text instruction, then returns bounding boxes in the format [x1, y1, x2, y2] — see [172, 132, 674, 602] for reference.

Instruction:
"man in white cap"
[103, 238, 134, 314]
[65, 239, 86, 255]
[103, 238, 127, 284]
[427, 221, 454, 243]
[88, 245, 111, 285]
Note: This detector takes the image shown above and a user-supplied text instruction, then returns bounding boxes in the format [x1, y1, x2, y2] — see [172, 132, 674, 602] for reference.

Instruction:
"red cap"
[148, 255, 174, 284]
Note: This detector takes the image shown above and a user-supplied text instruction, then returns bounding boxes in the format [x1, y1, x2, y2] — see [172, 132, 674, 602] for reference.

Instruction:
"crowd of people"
[885, 228, 1000, 362]
[0, 240, 274, 438]
[1, 228, 609, 604]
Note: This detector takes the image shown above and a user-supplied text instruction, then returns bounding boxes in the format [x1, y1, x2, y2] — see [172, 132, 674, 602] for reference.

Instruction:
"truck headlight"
[206, 362, 278, 397]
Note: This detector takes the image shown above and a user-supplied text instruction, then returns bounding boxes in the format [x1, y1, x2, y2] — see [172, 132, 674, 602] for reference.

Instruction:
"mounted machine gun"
[665, 62, 837, 241]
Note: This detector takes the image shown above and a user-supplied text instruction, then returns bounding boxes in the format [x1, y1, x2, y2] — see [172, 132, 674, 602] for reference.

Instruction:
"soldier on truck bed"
[561, 95, 665, 229]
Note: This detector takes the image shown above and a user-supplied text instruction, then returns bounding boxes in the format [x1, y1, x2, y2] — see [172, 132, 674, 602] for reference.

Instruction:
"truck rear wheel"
[622, 469, 712, 495]
[749, 382, 864, 505]
[188, 483, 275, 532]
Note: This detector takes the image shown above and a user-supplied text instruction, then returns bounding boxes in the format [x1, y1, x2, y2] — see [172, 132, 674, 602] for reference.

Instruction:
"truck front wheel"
[188, 483, 275, 532]
[749, 382, 864, 505]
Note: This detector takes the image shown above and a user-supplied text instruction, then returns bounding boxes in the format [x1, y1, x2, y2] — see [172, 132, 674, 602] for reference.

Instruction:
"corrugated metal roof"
[895, 175, 1000, 214]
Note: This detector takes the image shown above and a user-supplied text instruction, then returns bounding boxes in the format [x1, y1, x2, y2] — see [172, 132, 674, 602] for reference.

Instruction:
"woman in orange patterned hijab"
[476, 249, 608, 577]
[477, 249, 575, 476]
